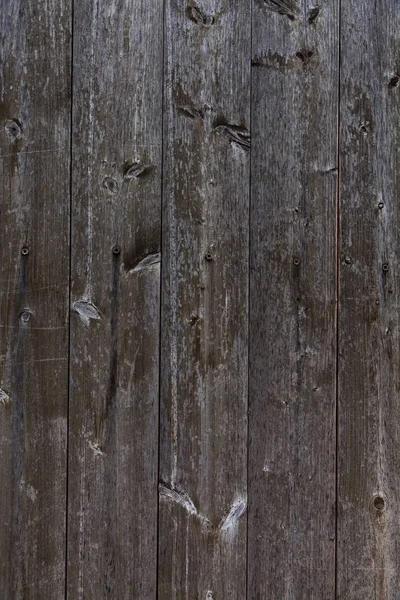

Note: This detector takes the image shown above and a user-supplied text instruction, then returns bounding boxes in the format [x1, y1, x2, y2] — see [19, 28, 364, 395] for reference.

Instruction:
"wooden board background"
[1, 0, 400, 598]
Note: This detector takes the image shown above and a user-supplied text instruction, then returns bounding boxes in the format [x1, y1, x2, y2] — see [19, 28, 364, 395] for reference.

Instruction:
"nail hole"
[293, 257, 300, 266]
[112, 246, 121, 256]
[21, 247, 29, 256]
[205, 253, 213, 261]
[382, 262, 389, 272]
[378, 202, 384, 210]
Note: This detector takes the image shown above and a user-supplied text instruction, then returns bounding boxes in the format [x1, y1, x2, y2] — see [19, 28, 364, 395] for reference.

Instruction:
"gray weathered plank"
[66, 1, 163, 597]
[337, 3, 400, 598]
[158, 1, 250, 597]
[0, 0, 71, 597]
[248, 1, 339, 597]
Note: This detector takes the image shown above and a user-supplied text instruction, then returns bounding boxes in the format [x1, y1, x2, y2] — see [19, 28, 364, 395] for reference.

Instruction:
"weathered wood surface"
[248, 1, 339, 597]
[66, 0, 163, 597]
[337, 3, 400, 598]
[158, 1, 250, 598]
[4, 1, 400, 598]
[0, 0, 71, 597]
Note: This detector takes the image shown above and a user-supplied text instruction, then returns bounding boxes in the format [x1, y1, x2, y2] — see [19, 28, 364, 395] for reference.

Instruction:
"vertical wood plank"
[158, 1, 250, 598]
[248, 1, 339, 597]
[66, 1, 163, 597]
[0, 1, 71, 597]
[338, 3, 400, 598]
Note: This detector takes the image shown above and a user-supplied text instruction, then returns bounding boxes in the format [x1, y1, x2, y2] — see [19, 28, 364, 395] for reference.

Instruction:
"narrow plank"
[337, 3, 400, 598]
[248, 1, 339, 597]
[158, 1, 250, 598]
[0, 0, 71, 597]
[66, 1, 163, 597]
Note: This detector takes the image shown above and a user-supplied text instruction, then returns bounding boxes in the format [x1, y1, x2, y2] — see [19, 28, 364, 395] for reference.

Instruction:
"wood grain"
[337, 2, 400, 598]
[248, 1, 339, 597]
[158, 1, 250, 597]
[0, 0, 71, 597]
[66, 1, 163, 597]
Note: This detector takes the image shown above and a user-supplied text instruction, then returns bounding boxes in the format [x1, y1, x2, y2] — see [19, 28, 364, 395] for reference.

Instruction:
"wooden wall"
[1, 0, 399, 598]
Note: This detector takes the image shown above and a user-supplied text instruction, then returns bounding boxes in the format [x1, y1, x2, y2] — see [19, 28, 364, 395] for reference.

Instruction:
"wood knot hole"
[5, 119, 22, 142]
[373, 495, 385, 511]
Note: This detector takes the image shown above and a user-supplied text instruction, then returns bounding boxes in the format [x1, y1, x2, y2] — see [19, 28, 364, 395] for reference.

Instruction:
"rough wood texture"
[248, 1, 339, 597]
[66, 1, 163, 597]
[337, 3, 400, 598]
[0, 1, 71, 597]
[158, 1, 250, 597]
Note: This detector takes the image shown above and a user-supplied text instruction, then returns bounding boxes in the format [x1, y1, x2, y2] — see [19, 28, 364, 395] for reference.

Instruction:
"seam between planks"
[65, 0, 75, 597]
[156, 0, 167, 597]
[246, 1, 253, 599]
[335, 0, 343, 596]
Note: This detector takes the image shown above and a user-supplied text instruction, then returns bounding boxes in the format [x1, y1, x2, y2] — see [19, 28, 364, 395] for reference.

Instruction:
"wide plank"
[0, 0, 71, 596]
[158, 1, 250, 597]
[337, 2, 400, 597]
[248, 1, 339, 597]
[66, 1, 163, 597]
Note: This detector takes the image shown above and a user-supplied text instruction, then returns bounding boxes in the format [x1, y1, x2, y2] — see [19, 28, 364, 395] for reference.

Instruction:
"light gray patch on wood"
[0, 389, 10, 406]
[73, 300, 101, 326]
[220, 498, 247, 532]
[130, 252, 161, 273]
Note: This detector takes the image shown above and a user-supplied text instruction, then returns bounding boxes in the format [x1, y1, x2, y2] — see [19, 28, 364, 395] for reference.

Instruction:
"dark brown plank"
[0, 0, 71, 597]
[248, 1, 339, 597]
[337, 3, 400, 598]
[66, 1, 163, 597]
[158, 1, 250, 597]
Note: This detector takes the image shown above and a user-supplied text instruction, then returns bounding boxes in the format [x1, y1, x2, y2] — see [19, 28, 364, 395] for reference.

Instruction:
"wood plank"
[0, 1, 71, 597]
[158, 1, 250, 597]
[337, 3, 400, 598]
[248, 1, 339, 597]
[66, 1, 163, 597]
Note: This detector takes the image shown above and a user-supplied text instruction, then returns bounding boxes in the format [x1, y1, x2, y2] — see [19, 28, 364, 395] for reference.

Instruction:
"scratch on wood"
[308, 6, 320, 23]
[159, 483, 211, 529]
[261, 0, 299, 20]
[124, 162, 147, 179]
[178, 105, 204, 120]
[0, 388, 10, 406]
[252, 51, 301, 71]
[73, 300, 102, 326]
[213, 124, 250, 150]
[219, 498, 247, 532]
[186, 2, 214, 27]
